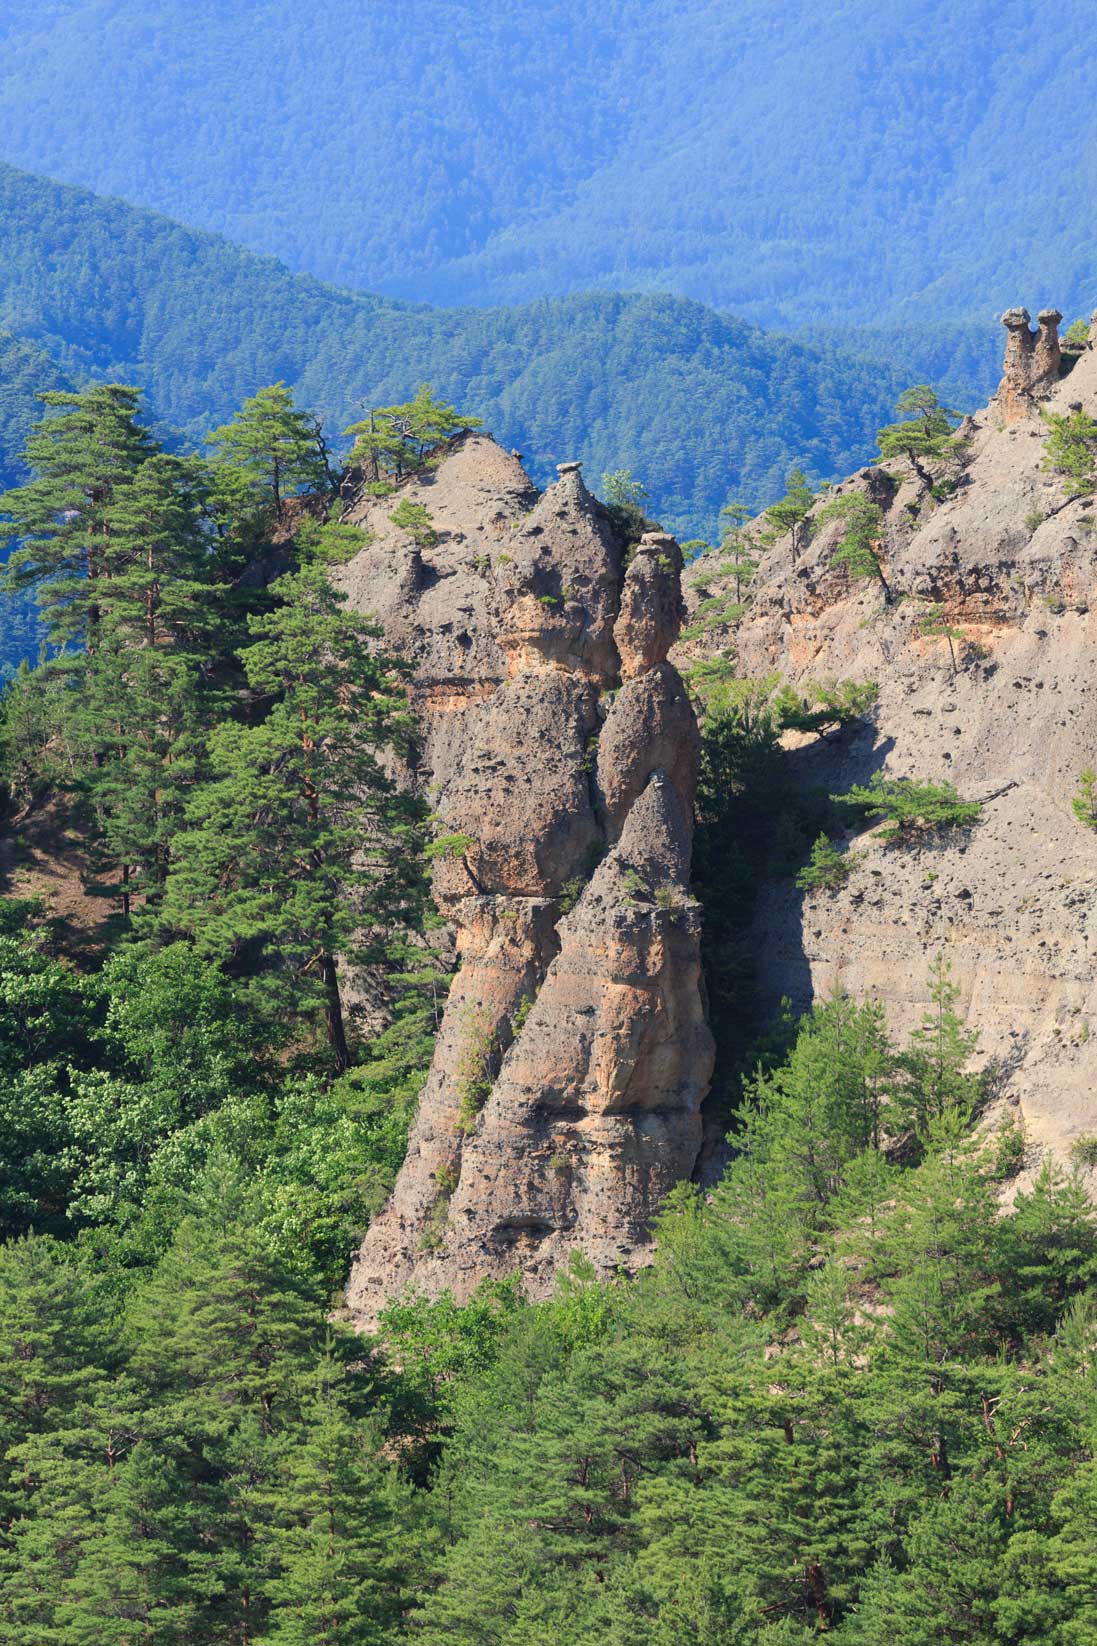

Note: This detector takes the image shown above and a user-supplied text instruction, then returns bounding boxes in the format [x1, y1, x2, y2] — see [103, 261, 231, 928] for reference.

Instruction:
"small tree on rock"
[819, 493, 893, 602]
[876, 385, 961, 487]
[1043, 407, 1097, 500]
[834, 773, 981, 845]
[718, 500, 759, 602]
[207, 382, 333, 524]
[763, 466, 814, 556]
[345, 384, 481, 484]
[917, 603, 966, 676]
[1073, 767, 1097, 830]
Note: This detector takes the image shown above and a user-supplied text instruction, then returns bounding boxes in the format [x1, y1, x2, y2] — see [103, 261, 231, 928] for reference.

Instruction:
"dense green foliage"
[689, 671, 876, 1119]
[0, 0, 1091, 341]
[3, 375, 1096, 1643]
[1043, 408, 1097, 499]
[3, 961, 1097, 1641]
[0, 159, 921, 576]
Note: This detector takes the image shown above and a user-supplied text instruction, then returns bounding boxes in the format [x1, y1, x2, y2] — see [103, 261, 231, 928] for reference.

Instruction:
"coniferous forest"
[0, 374, 1096, 1646]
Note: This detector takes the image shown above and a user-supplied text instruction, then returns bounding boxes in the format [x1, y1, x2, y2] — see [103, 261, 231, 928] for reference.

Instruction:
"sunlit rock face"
[340, 439, 713, 1325]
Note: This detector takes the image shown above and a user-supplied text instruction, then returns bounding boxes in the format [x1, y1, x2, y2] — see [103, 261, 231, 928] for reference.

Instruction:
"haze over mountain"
[0, 0, 1092, 333]
[0, 162, 913, 539]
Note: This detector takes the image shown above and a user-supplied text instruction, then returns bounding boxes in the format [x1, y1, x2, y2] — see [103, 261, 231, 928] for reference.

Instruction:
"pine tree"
[883, 1116, 1001, 1367]
[159, 538, 427, 1069]
[740, 992, 895, 1219]
[0, 385, 155, 651]
[75, 642, 216, 912]
[875, 385, 960, 487]
[345, 385, 481, 484]
[896, 955, 983, 1141]
[762, 466, 814, 555]
[717, 500, 758, 601]
[260, 1347, 412, 1645]
[2, 1384, 196, 1646]
[207, 383, 333, 525]
[1043, 406, 1097, 499]
[123, 1184, 330, 1645]
[917, 603, 966, 675]
[997, 1160, 1097, 1340]
[818, 491, 892, 601]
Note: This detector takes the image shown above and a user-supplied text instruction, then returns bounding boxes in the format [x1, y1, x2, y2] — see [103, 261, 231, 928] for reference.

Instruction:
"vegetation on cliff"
[2, 375, 1097, 1643]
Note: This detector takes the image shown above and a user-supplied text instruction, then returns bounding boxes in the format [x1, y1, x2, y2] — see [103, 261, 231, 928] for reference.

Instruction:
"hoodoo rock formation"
[679, 306, 1097, 1188]
[341, 439, 713, 1324]
[997, 305, 1064, 421]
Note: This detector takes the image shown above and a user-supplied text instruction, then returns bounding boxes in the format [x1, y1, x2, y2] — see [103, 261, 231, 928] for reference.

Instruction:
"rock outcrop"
[996, 305, 1063, 421]
[341, 439, 713, 1323]
[679, 308, 1097, 1188]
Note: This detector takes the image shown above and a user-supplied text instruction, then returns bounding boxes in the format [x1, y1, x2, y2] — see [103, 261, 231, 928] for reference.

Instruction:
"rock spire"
[339, 437, 713, 1324]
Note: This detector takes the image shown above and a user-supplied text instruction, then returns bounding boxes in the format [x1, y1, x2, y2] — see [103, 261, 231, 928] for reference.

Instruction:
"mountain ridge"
[0, 161, 915, 541]
[0, 0, 1093, 329]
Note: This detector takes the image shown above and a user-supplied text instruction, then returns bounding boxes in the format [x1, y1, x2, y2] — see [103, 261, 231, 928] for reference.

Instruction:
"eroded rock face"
[677, 312, 1097, 1192]
[996, 305, 1063, 421]
[342, 439, 713, 1323]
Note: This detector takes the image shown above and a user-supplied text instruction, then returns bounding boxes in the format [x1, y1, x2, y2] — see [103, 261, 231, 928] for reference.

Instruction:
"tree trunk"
[321, 949, 349, 1073]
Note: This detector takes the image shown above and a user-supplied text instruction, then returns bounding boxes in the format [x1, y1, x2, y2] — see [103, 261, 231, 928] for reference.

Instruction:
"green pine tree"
[875, 385, 961, 487]
[763, 466, 814, 555]
[895, 955, 983, 1141]
[260, 1346, 413, 1645]
[818, 491, 893, 601]
[0, 384, 155, 651]
[207, 382, 334, 525]
[159, 538, 427, 1070]
[344, 384, 481, 485]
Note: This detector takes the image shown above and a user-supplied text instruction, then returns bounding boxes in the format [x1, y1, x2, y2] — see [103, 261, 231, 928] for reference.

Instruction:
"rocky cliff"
[341, 438, 713, 1323]
[679, 306, 1097, 1187]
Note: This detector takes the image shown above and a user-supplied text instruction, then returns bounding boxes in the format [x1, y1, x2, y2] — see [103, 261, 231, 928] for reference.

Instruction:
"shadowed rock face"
[341, 439, 713, 1323]
[678, 309, 1097, 1196]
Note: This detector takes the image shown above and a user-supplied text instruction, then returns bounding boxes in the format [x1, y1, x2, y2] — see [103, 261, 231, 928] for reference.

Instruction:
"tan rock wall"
[677, 316, 1097, 1191]
[342, 443, 712, 1324]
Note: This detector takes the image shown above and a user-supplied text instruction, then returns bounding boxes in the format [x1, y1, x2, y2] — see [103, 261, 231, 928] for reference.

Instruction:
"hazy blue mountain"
[0, 163, 922, 542]
[0, 1, 1092, 330]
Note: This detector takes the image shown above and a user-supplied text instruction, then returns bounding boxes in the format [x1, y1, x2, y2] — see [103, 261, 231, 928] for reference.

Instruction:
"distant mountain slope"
[0, 2, 1093, 328]
[0, 164, 914, 537]
[0, 330, 70, 488]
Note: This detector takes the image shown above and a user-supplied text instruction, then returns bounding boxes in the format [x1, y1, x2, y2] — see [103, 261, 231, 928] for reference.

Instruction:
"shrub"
[1072, 767, 1097, 830]
[389, 498, 438, 547]
[1043, 408, 1097, 498]
[1069, 1134, 1097, 1169]
[993, 1115, 1026, 1180]
[835, 773, 981, 844]
[455, 1008, 497, 1134]
[795, 833, 853, 892]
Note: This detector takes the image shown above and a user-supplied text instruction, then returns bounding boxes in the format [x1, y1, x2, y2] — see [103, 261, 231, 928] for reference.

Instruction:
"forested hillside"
[0, 163, 912, 537]
[2, 381, 1097, 1641]
[0, 0, 1092, 334]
